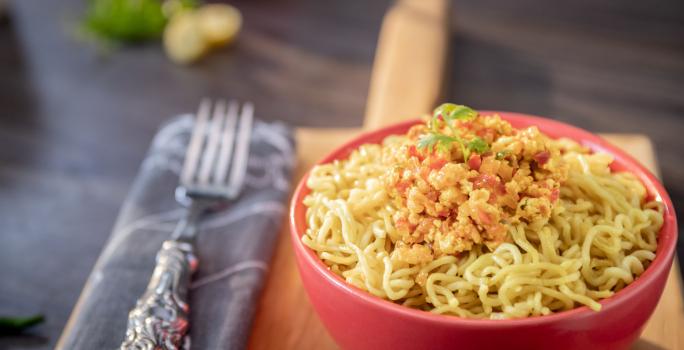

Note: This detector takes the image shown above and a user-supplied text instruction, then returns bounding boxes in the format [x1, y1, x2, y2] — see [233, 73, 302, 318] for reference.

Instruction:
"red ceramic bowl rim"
[290, 111, 678, 328]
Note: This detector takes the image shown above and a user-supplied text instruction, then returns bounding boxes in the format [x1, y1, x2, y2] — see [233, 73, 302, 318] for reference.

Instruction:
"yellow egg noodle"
[302, 134, 663, 319]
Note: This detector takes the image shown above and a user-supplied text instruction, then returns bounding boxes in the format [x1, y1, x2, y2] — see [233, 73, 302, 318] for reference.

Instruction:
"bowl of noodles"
[290, 104, 677, 350]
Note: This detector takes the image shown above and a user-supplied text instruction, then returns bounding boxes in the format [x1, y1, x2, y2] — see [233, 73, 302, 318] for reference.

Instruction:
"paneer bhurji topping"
[383, 104, 568, 258]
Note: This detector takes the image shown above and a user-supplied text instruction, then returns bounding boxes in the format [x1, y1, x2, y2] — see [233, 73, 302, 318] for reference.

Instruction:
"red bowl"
[289, 112, 678, 350]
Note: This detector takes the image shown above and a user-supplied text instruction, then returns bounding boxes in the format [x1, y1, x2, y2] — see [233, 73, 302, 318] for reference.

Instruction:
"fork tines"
[180, 99, 253, 199]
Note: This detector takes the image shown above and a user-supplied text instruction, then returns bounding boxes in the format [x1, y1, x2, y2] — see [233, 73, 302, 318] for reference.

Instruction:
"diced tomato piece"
[477, 208, 493, 225]
[468, 154, 482, 170]
[429, 158, 447, 170]
[487, 194, 496, 204]
[533, 151, 550, 166]
[470, 173, 506, 205]
[550, 188, 560, 202]
[408, 145, 421, 159]
[408, 145, 427, 161]
[396, 217, 416, 231]
[497, 182, 506, 195]
[437, 210, 449, 218]
[476, 128, 496, 141]
[396, 180, 411, 194]
[470, 174, 499, 190]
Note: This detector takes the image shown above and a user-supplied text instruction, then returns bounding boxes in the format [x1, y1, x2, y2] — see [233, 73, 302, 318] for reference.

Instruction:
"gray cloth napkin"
[58, 115, 295, 349]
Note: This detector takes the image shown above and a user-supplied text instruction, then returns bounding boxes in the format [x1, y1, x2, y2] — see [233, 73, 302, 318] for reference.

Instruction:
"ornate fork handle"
[121, 240, 197, 350]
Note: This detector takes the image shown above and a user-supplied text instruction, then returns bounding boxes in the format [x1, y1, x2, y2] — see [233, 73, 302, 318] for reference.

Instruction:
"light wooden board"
[363, 0, 449, 130]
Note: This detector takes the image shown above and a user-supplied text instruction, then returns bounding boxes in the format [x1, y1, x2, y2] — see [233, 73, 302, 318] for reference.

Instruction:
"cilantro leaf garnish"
[467, 137, 489, 154]
[417, 103, 489, 161]
[418, 133, 458, 153]
[434, 103, 477, 123]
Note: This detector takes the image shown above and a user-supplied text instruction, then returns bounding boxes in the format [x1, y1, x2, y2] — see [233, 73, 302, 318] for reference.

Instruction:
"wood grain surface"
[364, 0, 449, 129]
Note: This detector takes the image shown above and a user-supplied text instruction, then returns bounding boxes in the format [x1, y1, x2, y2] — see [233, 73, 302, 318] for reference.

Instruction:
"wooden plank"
[363, 0, 450, 130]
[248, 129, 357, 350]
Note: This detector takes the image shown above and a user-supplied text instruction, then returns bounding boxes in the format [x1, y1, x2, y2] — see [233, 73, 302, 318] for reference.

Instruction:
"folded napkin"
[58, 115, 295, 349]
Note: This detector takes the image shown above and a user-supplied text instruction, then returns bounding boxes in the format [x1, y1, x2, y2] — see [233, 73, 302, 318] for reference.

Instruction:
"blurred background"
[0, 0, 682, 348]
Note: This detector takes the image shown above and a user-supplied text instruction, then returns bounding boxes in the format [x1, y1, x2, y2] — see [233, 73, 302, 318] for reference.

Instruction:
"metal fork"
[120, 99, 253, 350]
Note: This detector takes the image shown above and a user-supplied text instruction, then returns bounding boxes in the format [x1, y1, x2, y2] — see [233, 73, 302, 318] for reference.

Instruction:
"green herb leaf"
[0, 315, 44, 334]
[418, 103, 481, 159]
[435, 137, 454, 154]
[434, 103, 477, 123]
[417, 133, 438, 152]
[417, 133, 457, 154]
[467, 137, 489, 154]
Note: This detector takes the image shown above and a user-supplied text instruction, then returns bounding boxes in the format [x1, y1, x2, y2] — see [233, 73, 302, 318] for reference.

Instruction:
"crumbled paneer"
[383, 113, 568, 257]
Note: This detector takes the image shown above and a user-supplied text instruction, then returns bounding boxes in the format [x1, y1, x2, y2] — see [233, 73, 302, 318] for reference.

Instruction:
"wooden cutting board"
[248, 1, 682, 349]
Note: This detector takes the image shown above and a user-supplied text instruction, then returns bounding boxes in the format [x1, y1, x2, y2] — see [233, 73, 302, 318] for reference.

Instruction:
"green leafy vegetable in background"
[417, 103, 489, 160]
[0, 314, 44, 334]
[81, 0, 196, 43]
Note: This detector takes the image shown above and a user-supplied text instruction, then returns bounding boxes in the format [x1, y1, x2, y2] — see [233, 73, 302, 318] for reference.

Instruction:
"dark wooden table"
[0, 0, 682, 349]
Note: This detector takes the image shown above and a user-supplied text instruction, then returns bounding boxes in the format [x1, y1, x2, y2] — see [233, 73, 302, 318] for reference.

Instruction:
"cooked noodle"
[302, 116, 663, 319]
